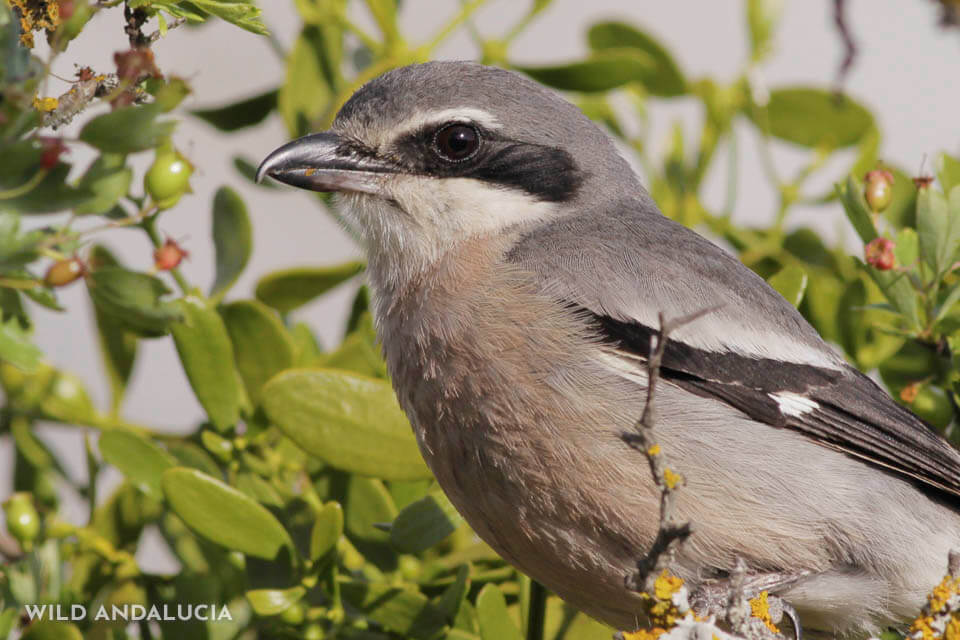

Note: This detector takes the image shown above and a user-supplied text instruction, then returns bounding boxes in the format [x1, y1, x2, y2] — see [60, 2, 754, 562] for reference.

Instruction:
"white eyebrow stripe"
[395, 108, 502, 139]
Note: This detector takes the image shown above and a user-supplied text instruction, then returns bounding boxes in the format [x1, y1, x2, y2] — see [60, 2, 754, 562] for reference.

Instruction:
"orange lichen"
[647, 444, 662, 456]
[749, 591, 780, 634]
[32, 95, 58, 112]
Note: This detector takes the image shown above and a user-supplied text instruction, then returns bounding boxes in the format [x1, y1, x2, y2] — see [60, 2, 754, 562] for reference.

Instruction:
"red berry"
[44, 258, 86, 287]
[154, 238, 188, 271]
[863, 169, 894, 212]
[37, 137, 68, 169]
[58, 0, 75, 20]
[864, 237, 895, 271]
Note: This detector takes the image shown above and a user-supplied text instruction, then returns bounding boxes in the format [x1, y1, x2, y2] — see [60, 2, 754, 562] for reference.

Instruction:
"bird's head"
[257, 61, 639, 282]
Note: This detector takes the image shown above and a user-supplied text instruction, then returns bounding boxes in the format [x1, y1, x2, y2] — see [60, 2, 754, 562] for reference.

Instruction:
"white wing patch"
[771, 392, 819, 417]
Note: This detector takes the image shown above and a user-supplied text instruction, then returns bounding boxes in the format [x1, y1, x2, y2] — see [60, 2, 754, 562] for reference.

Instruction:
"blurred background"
[3, 0, 960, 540]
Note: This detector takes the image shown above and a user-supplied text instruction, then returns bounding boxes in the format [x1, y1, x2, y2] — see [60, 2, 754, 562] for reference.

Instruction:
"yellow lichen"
[945, 614, 960, 640]
[32, 95, 58, 112]
[663, 467, 683, 489]
[647, 444, 662, 456]
[909, 573, 960, 640]
[621, 628, 669, 640]
[749, 590, 780, 634]
[653, 570, 684, 600]
[10, 0, 61, 48]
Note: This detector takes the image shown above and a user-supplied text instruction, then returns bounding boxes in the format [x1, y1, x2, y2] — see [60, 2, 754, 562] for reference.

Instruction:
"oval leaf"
[87, 267, 182, 336]
[766, 265, 808, 308]
[263, 368, 430, 480]
[79, 104, 176, 154]
[390, 489, 463, 553]
[220, 300, 296, 405]
[515, 50, 654, 93]
[210, 186, 253, 300]
[752, 88, 873, 148]
[476, 584, 523, 640]
[340, 582, 448, 640]
[170, 296, 241, 431]
[161, 467, 293, 559]
[99, 431, 176, 499]
[255, 262, 365, 314]
[345, 476, 397, 542]
[192, 89, 277, 132]
[586, 21, 685, 96]
[310, 501, 344, 561]
[20, 620, 84, 640]
[245, 586, 305, 616]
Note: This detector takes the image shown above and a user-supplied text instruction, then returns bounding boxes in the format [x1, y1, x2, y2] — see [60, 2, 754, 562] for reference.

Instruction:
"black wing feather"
[592, 311, 960, 503]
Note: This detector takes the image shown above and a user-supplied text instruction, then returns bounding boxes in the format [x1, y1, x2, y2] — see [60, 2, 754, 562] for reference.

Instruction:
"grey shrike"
[257, 61, 960, 637]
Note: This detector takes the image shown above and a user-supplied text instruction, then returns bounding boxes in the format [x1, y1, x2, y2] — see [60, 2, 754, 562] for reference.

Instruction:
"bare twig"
[832, 0, 856, 92]
[624, 306, 719, 592]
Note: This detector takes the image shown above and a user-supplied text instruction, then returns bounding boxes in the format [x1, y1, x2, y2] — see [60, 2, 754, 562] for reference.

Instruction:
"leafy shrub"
[1, 1, 959, 639]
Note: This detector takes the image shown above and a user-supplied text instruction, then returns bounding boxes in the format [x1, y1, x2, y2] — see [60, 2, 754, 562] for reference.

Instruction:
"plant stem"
[526, 579, 547, 640]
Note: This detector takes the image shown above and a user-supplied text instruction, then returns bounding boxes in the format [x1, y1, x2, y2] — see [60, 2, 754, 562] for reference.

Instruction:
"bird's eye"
[434, 124, 480, 162]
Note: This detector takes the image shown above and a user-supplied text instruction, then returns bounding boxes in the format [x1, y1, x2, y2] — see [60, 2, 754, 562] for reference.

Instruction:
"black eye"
[434, 124, 480, 162]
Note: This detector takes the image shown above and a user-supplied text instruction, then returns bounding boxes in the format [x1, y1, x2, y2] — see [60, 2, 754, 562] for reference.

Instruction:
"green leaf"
[279, 26, 335, 136]
[89, 246, 138, 409]
[476, 584, 523, 640]
[838, 176, 877, 244]
[390, 488, 463, 553]
[938, 152, 960, 194]
[766, 264, 807, 308]
[255, 262, 364, 313]
[516, 50, 655, 93]
[340, 582, 448, 640]
[310, 501, 343, 561]
[245, 586, 305, 616]
[751, 88, 874, 148]
[98, 430, 176, 499]
[87, 267, 182, 336]
[262, 368, 431, 481]
[220, 300, 296, 405]
[182, 0, 267, 35]
[586, 22, 685, 96]
[73, 154, 133, 216]
[917, 186, 960, 277]
[79, 103, 177, 154]
[170, 296, 241, 431]
[210, 186, 252, 300]
[747, 0, 784, 61]
[346, 476, 397, 542]
[884, 166, 918, 229]
[166, 441, 221, 476]
[936, 284, 960, 325]
[162, 467, 293, 559]
[895, 228, 919, 269]
[437, 564, 471, 623]
[0, 317, 42, 371]
[0, 608, 18, 640]
[20, 621, 83, 640]
[192, 89, 277, 131]
[365, 0, 400, 45]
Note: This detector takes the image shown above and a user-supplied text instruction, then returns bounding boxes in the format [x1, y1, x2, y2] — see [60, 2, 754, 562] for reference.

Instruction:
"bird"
[257, 61, 960, 637]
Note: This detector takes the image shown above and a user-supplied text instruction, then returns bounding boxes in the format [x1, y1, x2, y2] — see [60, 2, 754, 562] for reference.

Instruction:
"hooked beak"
[256, 131, 393, 195]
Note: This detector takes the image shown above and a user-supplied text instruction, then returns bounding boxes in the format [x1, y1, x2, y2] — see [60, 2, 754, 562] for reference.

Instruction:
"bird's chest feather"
[368, 242, 659, 621]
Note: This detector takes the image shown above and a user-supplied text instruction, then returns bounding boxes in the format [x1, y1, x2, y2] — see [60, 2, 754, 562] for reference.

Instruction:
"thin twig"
[624, 306, 721, 591]
[832, 0, 856, 92]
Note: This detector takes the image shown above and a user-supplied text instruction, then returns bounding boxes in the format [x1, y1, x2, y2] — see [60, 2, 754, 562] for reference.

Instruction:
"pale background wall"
[2, 1, 959, 559]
